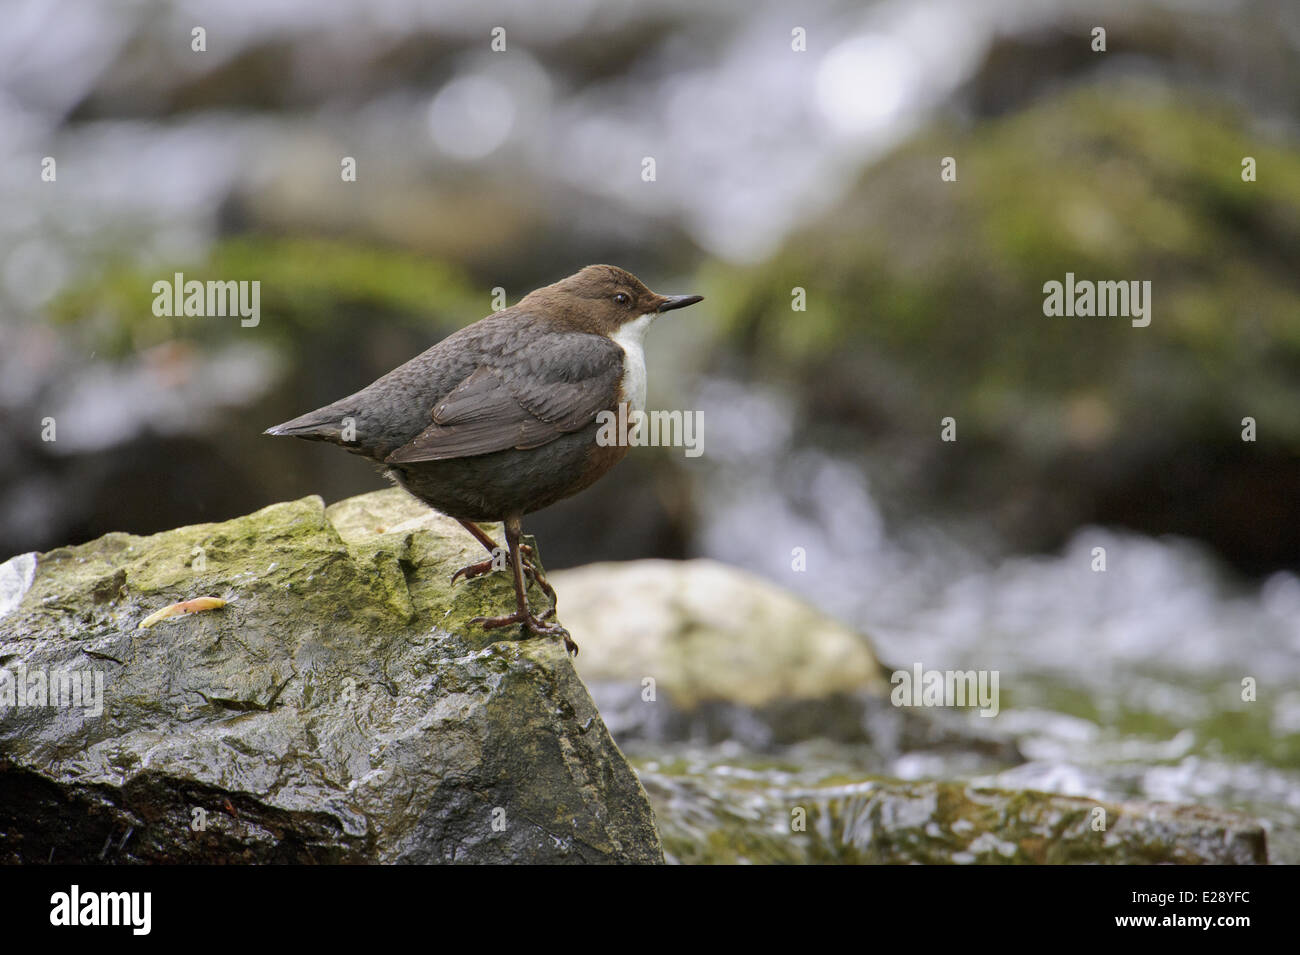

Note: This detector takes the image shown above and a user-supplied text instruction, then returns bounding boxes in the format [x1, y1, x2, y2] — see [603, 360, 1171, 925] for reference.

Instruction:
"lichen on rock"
[0, 488, 662, 864]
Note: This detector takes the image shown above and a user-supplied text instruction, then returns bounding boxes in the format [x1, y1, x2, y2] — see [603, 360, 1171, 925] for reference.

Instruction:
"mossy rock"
[0, 488, 662, 864]
[639, 764, 1267, 865]
[702, 80, 1300, 569]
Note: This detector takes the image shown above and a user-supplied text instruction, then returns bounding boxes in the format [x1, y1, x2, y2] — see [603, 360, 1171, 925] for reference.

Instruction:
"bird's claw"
[450, 558, 494, 585]
[470, 611, 578, 655]
[452, 556, 559, 619]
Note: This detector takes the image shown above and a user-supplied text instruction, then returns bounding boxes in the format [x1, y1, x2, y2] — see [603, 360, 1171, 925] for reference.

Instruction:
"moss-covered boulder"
[0, 488, 661, 864]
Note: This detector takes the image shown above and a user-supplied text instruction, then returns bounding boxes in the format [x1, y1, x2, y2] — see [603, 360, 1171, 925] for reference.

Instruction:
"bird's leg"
[449, 520, 503, 582]
[471, 516, 576, 655]
[456, 518, 502, 554]
[451, 519, 558, 619]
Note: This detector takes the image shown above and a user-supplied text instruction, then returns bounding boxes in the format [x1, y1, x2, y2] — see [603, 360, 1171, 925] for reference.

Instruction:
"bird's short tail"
[264, 407, 347, 443]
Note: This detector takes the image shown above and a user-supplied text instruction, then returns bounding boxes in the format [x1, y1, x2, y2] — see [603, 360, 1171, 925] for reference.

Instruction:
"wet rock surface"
[556, 561, 1269, 864]
[638, 758, 1268, 865]
[0, 489, 661, 864]
[0, 491, 1274, 865]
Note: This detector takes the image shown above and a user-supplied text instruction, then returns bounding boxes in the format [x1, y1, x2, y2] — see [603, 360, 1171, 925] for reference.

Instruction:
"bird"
[265, 265, 703, 655]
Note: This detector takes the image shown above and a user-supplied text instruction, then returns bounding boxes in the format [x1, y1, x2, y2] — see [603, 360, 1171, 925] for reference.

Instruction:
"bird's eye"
[614, 293, 630, 305]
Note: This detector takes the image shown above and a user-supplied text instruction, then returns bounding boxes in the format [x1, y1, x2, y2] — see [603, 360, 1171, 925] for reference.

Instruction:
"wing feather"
[384, 331, 623, 464]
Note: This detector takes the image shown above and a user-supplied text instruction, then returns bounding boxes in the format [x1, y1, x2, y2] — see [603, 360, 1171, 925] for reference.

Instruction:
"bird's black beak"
[657, 294, 704, 313]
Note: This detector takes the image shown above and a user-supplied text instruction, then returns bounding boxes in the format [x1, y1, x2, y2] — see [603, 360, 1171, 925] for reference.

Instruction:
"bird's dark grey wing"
[384, 332, 624, 463]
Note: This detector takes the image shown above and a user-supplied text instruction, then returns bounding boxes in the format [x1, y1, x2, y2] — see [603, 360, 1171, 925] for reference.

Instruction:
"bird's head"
[522, 264, 703, 338]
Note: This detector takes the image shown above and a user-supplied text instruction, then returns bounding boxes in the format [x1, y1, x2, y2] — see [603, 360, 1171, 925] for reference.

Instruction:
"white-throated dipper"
[265, 265, 703, 655]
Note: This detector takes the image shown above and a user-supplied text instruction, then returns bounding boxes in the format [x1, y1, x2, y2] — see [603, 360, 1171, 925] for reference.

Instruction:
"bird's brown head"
[520, 264, 703, 336]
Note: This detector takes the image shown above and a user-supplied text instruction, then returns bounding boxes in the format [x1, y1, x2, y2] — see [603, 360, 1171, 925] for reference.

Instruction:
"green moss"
[47, 236, 480, 357]
[642, 766, 1266, 864]
[1, 488, 662, 863]
[704, 81, 1300, 449]
[1015, 672, 1300, 768]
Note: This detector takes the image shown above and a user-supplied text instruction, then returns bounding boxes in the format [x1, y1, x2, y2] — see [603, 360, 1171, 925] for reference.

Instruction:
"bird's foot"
[529, 570, 559, 620]
[470, 610, 578, 656]
[450, 545, 541, 584]
[450, 558, 492, 585]
[451, 554, 559, 619]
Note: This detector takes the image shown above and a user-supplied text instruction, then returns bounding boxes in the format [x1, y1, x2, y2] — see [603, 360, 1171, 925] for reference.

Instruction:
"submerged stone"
[638, 762, 1268, 865]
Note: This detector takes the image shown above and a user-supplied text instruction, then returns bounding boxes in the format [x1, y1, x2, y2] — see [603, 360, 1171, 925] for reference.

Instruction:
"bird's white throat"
[610, 313, 656, 413]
